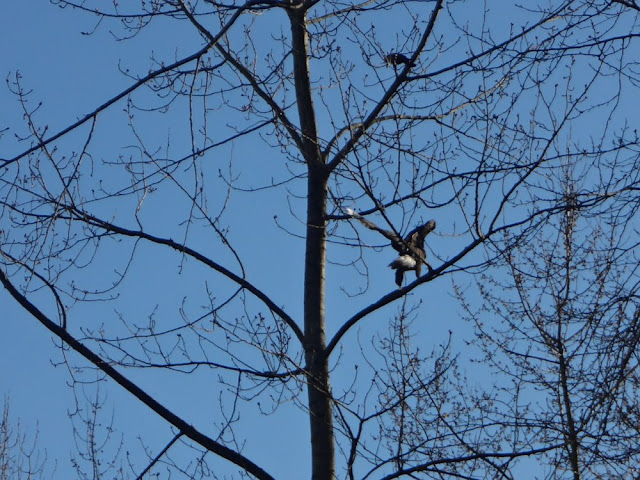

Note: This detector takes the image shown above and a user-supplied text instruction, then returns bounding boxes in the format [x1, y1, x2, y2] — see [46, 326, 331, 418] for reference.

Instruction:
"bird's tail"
[389, 255, 417, 270]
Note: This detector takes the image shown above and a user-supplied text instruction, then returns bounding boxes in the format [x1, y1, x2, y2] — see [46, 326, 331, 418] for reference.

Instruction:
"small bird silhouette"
[384, 53, 416, 68]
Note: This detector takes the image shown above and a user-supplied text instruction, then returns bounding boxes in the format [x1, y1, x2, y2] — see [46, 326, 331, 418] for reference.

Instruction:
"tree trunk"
[288, 7, 335, 479]
[304, 165, 334, 480]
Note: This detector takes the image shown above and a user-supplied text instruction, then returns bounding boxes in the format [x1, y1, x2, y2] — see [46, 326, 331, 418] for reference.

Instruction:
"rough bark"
[304, 165, 334, 480]
[289, 7, 336, 479]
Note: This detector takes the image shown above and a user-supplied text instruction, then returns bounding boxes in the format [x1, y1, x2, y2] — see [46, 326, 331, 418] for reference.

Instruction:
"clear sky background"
[3, 1, 639, 479]
[0, 3, 463, 478]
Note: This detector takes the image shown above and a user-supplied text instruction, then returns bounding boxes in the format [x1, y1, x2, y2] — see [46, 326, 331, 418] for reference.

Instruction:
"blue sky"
[0, 3, 462, 478]
[4, 1, 639, 479]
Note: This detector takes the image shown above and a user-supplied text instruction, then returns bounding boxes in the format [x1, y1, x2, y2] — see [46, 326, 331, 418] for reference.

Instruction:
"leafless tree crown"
[2, 0, 640, 478]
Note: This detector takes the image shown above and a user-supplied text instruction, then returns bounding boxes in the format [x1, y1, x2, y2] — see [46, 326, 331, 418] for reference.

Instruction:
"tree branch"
[325, 0, 443, 171]
[2, 0, 257, 168]
[0, 268, 277, 480]
[71, 209, 304, 343]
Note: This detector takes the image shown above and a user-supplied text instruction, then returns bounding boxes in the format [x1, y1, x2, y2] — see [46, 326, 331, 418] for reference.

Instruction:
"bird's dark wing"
[403, 220, 436, 270]
[404, 219, 436, 247]
[346, 210, 403, 250]
[348, 211, 436, 255]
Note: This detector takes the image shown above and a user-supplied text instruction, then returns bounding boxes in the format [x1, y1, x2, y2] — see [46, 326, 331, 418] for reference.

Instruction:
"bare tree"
[461, 169, 640, 479]
[0, 399, 48, 480]
[69, 384, 129, 480]
[2, 0, 640, 478]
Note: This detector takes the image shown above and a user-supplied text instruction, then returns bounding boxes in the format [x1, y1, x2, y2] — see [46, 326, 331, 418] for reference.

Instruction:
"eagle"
[346, 208, 436, 287]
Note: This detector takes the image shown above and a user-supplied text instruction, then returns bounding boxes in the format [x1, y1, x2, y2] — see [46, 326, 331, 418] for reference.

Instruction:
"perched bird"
[388, 220, 435, 287]
[384, 53, 416, 68]
[346, 208, 436, 287]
